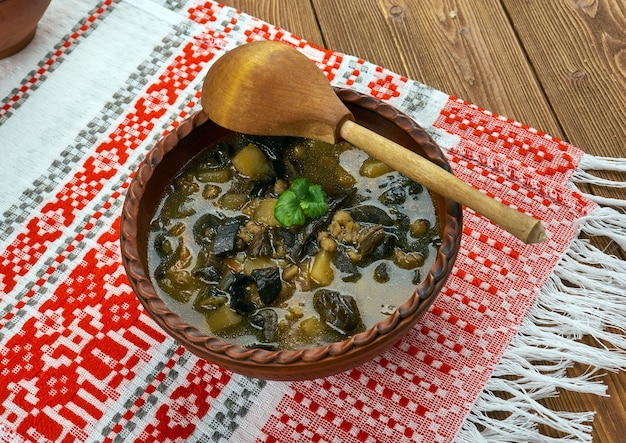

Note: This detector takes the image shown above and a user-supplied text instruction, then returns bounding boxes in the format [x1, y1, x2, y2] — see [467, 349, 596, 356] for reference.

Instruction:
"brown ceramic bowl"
[0, 0, 51, 59]
[120, 88, 462, 380]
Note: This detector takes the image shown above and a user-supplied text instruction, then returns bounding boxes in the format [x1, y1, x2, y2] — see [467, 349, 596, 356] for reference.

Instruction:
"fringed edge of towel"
[455, 154, 626, 443]
[572, 155, 626, 208]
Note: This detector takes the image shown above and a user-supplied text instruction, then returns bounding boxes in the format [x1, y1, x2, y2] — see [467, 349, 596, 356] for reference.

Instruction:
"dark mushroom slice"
[153, 232, 174, 259]
[367, 233, 398, 263]
[193, 265, 222, 284]
[153, 238, 200, 303]
[242, 136, 300, 193]
[398, 175, 424, 195]
[171, 240, 192, 270]
[388, 211, 411, 249]
[333, 245, 361, 282]
[204, 140, 236, 167]
[194, 148, 232, 183]
[357, 224, 385, 259]
[406, 223, 441, 259]
[227, 273, 257, 314]
[270, 227, 296, 259]
[194, 286, 229, 313]
[159, 178, 199, 222]
[154, 236, 189, 278]
[155, 273, 195, 303]
[249, 179, 275, 199]
[301, 238, 320, 259]
[313, 289, 364, 335]
[393, 248, 425, 270]
[191, 250, 223, 282]
[251, 266, 282, 305]
[193, 213, 221, 247]
[373, 262, 390, 283]
[289, 187, 357, 261]
[160, 192, 196, 222]
[348, 205, 394, 226]
[247, 226, 274, 258]
[213, 216, 247, 256]
[246, 134, 302, 184]
[249, 308, 279, 342]
[379, 185, 406, 206]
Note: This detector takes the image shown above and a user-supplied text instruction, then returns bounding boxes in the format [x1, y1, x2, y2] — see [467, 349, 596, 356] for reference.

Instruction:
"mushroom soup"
[147, 134, 440, 350]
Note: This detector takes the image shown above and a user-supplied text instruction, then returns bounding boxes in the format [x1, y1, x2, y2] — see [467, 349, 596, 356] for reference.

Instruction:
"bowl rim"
[120, 88, 462, 379]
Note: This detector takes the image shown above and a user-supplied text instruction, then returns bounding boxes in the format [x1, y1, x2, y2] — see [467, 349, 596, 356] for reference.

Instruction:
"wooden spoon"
[201, 40, 546, 244]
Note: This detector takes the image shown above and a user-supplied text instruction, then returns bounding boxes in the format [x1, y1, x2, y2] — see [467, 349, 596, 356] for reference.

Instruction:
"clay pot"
[0, 0, 51, 59]
[120, 88, 463, 381]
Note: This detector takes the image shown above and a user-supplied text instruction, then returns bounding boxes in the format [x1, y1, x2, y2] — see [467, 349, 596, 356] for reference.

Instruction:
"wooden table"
[222, 1, 626, 441]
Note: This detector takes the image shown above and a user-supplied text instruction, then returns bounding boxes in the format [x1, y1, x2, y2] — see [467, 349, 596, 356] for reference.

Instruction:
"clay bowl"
[0, 0, 51, 59]
[120, 88, 462, 381]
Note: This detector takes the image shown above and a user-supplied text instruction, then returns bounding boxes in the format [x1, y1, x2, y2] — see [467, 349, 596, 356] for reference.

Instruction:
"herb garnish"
[274, 178, 328, 227]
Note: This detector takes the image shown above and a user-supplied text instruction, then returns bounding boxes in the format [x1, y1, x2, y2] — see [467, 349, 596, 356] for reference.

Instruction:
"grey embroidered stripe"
[0, 29, 189, 240]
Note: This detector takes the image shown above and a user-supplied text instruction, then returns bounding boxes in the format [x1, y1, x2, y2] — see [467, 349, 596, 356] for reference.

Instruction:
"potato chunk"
[309, 249, 334, 286]
[360, 158, 394, 178]
[298, 316, 324, 337]
[206, 305, 243, 333]
[218, 193, 248, 210]
[231, 143, 271, 179]
[196, 168, 232, 183]
[253, 198, 280, 226]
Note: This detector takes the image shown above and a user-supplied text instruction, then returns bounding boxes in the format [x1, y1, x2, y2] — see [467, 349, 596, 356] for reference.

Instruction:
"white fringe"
[455, 206, 626, 443]
[572, 154, 626, 207]
[578, 155, 626, 173]
[574, 193, 626, 209]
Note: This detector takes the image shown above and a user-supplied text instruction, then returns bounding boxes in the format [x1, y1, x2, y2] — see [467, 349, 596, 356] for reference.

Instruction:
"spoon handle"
[339, 120, 546, 244]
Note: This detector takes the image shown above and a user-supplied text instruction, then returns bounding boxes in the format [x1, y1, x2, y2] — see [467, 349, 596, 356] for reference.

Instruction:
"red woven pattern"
[439, 98, 582, 183]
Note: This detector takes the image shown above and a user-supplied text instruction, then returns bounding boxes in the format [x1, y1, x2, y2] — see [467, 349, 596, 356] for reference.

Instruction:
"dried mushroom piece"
[348, 205, 394, 226]
[213, 217, 246, 256]
[249, 308, 279, 342]
[313, 289, 363, 335]
[251, 266, 282, 305]
[194, 286, 229, 312]
[227, 273, 257, 314]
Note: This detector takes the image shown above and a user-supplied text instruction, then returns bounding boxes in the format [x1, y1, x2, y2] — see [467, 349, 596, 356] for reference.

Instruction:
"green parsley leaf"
[289, 178, 310, 201]
[300, 183, 327, 218]
[274, 189, 305, 227]
[274, 178, 328, 227]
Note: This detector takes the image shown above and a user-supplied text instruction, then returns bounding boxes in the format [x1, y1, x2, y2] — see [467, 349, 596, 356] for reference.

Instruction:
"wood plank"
[220, 0, 324, 47]
[502, 0, 626, 160]
[312, 0, 563, 136]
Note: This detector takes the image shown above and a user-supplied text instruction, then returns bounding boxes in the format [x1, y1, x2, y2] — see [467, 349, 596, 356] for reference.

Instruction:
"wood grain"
[222, 0, 324, 47]
[502, 0, 626, 159]
[313, 0, 563, 134]
[220, 1, 625, 441]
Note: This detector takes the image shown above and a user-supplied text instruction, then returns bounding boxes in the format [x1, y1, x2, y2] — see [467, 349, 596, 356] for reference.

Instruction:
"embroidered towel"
[1, 1, 625, 442]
